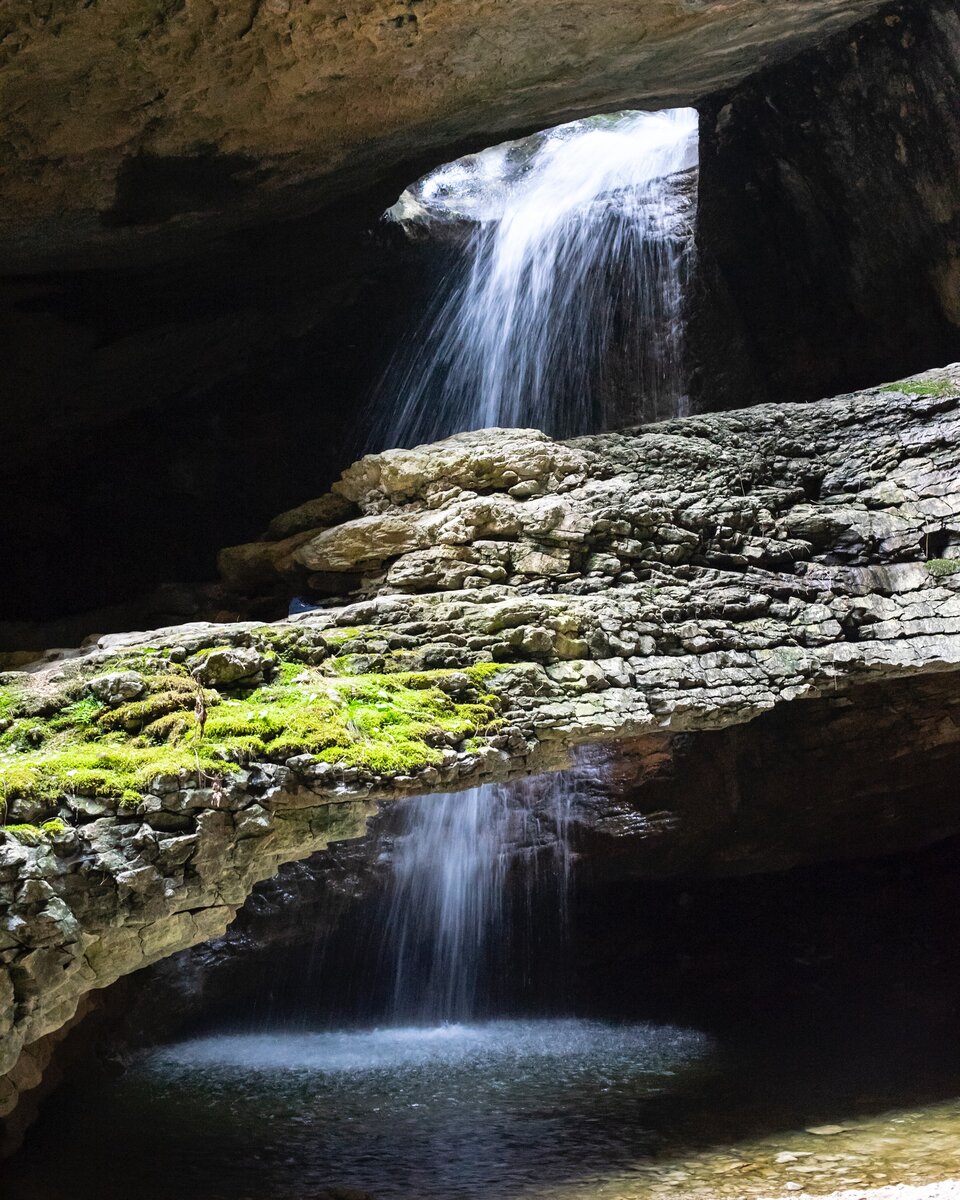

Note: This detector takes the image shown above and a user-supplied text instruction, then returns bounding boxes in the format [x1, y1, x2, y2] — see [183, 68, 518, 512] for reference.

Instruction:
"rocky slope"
[3, 366, 960, 1132]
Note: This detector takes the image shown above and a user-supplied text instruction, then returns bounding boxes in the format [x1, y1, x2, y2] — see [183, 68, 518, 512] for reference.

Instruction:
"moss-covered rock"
[926, 558, 960, 578]
[0, 629, 505, 821]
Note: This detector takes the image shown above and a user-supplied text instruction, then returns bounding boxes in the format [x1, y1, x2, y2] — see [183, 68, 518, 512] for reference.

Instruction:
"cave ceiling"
[0, 0, 888, 270]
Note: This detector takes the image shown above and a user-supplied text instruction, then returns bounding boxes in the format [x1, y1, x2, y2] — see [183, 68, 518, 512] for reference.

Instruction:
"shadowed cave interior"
[5, 2, 960, 1198]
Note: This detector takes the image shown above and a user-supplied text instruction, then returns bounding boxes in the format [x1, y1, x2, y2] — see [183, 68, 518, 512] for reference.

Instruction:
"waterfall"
[361, 112, 696, 1025]
[379, 106, 698, 447]
[381, 779, 573, 1024]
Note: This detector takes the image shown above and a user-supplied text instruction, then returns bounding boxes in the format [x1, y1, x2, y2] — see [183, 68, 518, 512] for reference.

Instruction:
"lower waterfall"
[381, 780, 573, 1023]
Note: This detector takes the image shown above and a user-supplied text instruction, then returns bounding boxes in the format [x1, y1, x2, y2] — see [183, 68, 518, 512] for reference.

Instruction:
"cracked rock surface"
[3, 366, 960, 1130]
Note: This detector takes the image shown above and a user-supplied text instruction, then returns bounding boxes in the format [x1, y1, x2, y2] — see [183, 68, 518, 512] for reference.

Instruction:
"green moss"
[0, 685, 24, 721]
[0, 741, 237, 810]
[187, 644, 229, 659]
[100, 685, 214, 734]
[926, 558, 960, 577]
[199, 670, 501, 774]
[320, 627, 360, 646]
[0, 652, 507, 811]
[254, 627, 328, 664]
[464, 662, 505, 684]
[49, 696, 106, 730]
[881, 378, 959, 398]
[276, 660, 307, 684]
[3, 818, 67, 845]
[0, 717, 51, 752]
[3, 824, 47, 845]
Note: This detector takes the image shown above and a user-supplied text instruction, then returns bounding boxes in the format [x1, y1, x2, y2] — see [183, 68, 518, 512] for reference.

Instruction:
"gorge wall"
[0, 0, 888, 270]
[691, 0, 960, 411]
[6, 0, 960, 1170]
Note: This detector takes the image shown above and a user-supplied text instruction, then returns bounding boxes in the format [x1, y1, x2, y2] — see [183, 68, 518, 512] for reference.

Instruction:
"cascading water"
[2, 109, 722, 1200]
[366, 115, 697, 1021]
[378, 106, 698, 447]
[381, 777, 574, 1023]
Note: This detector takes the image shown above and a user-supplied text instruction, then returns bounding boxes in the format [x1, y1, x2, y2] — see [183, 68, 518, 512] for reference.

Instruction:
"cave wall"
[77, 670, 960, 1049]
[0, 1, 886, 272]
[691, 0, 960, 410]
[0, 212, 437, 638]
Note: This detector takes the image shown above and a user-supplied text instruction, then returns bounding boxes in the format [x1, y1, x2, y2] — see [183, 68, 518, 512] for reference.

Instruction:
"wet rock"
[4, 367, 960, 1148]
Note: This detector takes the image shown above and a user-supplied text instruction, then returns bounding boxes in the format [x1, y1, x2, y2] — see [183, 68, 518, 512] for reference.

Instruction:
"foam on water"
[147, 1018, 711, 1078]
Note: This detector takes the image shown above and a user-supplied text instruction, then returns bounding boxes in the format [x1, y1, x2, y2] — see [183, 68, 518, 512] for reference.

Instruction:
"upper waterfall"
[378, 107, 699, 447]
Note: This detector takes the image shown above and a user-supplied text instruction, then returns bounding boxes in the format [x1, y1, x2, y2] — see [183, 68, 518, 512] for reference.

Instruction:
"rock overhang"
[0, 0, 892, 270]
[3, 363, 960, 1131]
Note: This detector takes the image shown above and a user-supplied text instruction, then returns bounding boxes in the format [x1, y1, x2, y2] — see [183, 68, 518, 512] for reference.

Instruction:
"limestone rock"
[87, 672, 146, 706]
[4, 366, 960, 1142]
[0, 1, 887, 270]
[187, 646, 271, 688]
[265, 494, 357, 542]
[217, 531, 320, 592]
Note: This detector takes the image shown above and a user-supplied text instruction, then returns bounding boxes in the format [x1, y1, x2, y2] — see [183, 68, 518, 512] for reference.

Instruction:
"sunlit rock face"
[0, 0, 886, 270]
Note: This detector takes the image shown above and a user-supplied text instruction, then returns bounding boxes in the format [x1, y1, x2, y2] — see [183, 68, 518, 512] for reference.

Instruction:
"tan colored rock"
[0, 1, 887, 268]
[296, 510, 442, 572]
[218, 529, 320, 590]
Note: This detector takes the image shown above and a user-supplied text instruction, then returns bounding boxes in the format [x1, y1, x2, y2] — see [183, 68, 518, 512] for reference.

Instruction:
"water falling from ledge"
[381, 779, 574, 1024]
[378, 106, 699, 447]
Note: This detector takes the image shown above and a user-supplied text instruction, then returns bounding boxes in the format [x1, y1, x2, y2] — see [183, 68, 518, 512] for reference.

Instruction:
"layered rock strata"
[3, 367, 960, 1132]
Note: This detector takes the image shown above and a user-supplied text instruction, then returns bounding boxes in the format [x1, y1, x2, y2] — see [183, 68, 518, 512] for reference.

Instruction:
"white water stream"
[380, 106, 698, 445]
[370, 111, 697, 1022]
[381, 779, 574, 1022]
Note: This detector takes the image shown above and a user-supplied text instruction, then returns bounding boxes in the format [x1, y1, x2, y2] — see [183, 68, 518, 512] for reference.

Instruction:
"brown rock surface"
[1, 0, 886, 269]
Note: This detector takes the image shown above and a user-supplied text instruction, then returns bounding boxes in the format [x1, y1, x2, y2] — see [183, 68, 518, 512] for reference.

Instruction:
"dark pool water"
[9, 1016, 960, 1200]
[5, 1020, 711, 1200]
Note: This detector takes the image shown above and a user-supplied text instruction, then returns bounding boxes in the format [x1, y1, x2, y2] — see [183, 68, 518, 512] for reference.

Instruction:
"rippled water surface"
[10, 1017, 960, 1200]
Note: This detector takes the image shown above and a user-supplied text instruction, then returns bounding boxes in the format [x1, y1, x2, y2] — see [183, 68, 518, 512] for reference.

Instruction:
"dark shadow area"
[103, 152, 266, 228]
[0, 208, 447, 638]
[690, 0, 960, 410]
[7, 836, 960, 1199]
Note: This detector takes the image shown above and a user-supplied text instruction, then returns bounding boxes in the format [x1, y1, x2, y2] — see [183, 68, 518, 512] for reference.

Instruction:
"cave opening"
[5, 1, 960, 1197]
[372, 106, 699, 447]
